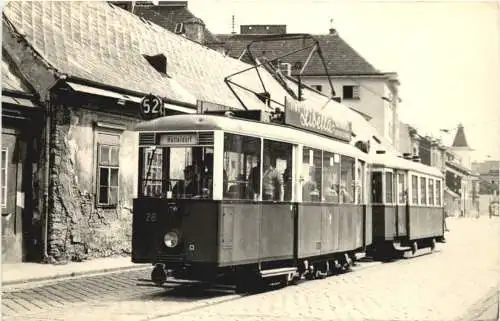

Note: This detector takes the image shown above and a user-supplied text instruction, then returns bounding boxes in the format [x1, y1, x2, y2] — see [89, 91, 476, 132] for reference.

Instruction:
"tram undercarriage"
[149, 249, 364, 292]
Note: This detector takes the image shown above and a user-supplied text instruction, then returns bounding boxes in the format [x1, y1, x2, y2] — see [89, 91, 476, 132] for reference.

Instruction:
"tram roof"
[136, 114, 369, 160]
[370, 153, 444, 178]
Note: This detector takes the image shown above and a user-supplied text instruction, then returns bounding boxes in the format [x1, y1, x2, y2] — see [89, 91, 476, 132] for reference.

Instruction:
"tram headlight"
[163, 231, 179, 248]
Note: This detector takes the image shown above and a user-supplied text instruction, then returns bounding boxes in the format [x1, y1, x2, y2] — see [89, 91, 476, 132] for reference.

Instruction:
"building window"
[94, 125, 124, 207]
[342, 85, 360, 100]
[1, 148, 7, 208]
[98, 144, 120, 206]
[313, 85, 323, 92]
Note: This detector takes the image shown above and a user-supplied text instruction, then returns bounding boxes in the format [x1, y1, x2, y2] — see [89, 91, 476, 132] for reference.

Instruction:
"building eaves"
[446, 160, 472, 176]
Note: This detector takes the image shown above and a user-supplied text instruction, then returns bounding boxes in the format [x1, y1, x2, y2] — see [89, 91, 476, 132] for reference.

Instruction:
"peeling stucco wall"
[48, 103, 139, 262]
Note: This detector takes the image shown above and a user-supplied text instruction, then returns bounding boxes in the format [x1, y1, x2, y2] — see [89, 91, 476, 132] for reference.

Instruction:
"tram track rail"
[136, 250, 438, 321]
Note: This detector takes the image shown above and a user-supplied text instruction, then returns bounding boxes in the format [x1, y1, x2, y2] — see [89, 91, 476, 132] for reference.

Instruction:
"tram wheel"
[430, 238, 436, 251]
[411, 241, 418, 256]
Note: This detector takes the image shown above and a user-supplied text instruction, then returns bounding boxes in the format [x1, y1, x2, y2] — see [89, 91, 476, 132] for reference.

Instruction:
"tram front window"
[141, 146, 215, 199]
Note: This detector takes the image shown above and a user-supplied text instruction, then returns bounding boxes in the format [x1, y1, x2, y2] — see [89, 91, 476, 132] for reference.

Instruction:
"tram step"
[260, 267, 297, 278]
[393, 243, 412, 251]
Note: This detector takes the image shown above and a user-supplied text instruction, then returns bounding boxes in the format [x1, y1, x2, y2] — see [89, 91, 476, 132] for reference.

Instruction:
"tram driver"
[173, 165, 198, 198]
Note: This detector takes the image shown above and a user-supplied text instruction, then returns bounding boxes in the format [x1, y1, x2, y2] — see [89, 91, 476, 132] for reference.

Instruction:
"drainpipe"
[41, 96, 53, 263]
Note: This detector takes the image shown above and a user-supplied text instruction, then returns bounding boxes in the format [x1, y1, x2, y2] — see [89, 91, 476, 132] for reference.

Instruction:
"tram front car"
[132, 116, 227, 285]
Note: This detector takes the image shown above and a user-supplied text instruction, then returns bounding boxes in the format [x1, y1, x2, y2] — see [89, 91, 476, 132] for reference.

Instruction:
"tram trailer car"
[131, 114, 373, 288]
[366, 153, 446, 260]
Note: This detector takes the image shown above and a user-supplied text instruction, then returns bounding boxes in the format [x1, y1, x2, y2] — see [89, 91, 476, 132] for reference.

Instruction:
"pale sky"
[187, 0, 500, 161]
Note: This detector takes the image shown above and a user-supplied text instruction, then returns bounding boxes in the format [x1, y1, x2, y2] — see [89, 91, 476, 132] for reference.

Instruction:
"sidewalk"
[1, 255, 150, 286]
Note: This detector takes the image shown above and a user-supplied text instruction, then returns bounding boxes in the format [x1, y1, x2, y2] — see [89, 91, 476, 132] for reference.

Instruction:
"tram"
[131, 110, 372, 288]
[366, 152, 445, 259]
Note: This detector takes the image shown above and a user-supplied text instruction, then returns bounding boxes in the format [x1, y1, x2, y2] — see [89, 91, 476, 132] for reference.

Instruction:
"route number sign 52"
[140, 94, 164, 120]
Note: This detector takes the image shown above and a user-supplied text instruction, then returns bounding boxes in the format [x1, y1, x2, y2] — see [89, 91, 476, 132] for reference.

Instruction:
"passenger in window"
[324, 184, 338, 202]
[228, 174, 246, 199]
[340, 182, 353, 204]
[173, 165, 197, 198]
[302, 169, 320, 202]
[248, 162, 261, 200]
[283, 167, 292, 201]
[262, 155, 284, 201]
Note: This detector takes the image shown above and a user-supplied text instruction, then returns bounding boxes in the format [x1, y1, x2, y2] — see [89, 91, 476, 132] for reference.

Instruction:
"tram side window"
[420, 177, 427, 205]
[357, 161, 366, 204]
[436, 180, 442, 206]
[142, 147, 163, 197]
[249, 139, 292, 201]
[322, 151, 340, 203]
[223, 134, 261, 200]
[385, 172, 393, 204]
[171, 147, 215, 199]
[398, 173, 406, 204]
[302, 147, 322, 202]
[411, 175, 419, 205]
[371, 172, 383, 203]
[428, 179, 435, 205]
[340, 156, 355, 204]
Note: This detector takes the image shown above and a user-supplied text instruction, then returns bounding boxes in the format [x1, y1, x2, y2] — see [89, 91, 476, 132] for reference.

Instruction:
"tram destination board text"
[284, 98, 352, 142]
[159, 134, 199, 146]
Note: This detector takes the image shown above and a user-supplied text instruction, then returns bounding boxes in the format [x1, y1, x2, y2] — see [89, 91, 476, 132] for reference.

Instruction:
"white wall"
[301, 75, 398, 147]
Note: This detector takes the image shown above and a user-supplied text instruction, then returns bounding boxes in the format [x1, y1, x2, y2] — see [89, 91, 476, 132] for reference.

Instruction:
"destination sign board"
[284, 97, 352, 142]
[159, 134, 199, 146]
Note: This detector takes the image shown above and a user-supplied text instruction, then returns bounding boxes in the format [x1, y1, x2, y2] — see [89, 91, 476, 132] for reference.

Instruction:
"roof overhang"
[65, 81, 196, 114]
[446, 161, 472, 176]
[2, 90, 40, 109]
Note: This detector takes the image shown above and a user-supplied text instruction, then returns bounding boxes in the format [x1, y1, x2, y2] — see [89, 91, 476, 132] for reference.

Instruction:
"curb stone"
[2, 264, 151, 287]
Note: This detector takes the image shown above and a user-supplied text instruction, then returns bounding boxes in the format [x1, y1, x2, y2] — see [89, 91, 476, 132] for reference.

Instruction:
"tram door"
[1, 130, 26, 263]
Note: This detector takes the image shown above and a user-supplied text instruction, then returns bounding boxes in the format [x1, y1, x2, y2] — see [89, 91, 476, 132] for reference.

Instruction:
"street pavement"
[2, 216, 499, 321]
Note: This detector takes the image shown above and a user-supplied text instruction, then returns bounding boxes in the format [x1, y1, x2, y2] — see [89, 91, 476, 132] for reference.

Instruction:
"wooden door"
[1, 130, 24, 263]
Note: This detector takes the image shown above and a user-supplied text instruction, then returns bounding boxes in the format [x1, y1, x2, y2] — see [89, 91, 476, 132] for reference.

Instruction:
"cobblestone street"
[2, 217, 499, 321]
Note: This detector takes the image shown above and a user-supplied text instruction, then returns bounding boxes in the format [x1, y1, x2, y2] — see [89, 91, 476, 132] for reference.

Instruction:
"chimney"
[328, 18, 337, 35]
[183, 17, 205, 44]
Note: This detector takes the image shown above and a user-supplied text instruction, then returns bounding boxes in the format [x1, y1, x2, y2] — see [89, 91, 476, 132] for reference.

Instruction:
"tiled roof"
[216, 33, 381, 76]
[2, 54, 32, 94]
[452, 124, 470, 148]
[2, 1, 285, 109]
[132, 4, 222, 45]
